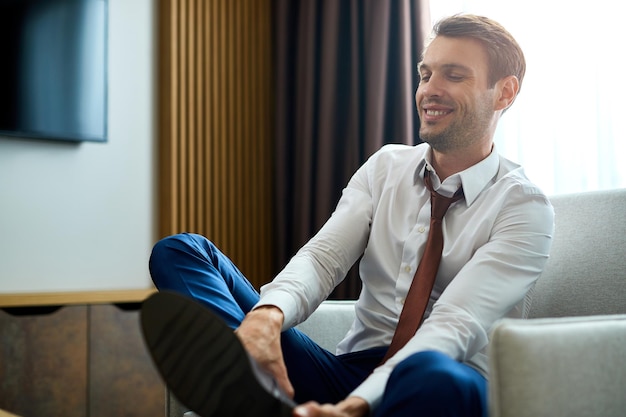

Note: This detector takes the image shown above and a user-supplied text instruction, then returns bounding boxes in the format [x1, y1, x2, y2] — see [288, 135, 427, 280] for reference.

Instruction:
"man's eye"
[419, 75, 430, 83]
[447, 74, 464, 82]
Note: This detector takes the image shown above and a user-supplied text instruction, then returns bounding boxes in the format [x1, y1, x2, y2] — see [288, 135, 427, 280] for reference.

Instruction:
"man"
[142, 14, 554, 417]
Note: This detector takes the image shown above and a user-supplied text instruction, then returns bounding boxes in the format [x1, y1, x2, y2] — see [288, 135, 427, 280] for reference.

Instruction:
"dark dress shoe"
[140, 291, 296, 417]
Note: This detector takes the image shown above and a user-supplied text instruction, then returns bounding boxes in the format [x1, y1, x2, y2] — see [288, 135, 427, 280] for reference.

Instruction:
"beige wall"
[0, 0, 156, 293]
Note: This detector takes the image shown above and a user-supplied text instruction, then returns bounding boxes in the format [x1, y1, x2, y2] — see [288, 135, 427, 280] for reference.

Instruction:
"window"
[429, 1, 626, 195]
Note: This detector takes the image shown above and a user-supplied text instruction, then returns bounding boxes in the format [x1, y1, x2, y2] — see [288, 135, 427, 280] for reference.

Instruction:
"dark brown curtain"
[273, 0, 430, 298]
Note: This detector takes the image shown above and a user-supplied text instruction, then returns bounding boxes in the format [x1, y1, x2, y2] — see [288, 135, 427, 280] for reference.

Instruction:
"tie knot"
[424, 171, 464, 221]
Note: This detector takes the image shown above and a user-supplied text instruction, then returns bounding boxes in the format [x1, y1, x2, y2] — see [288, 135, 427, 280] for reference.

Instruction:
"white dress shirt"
[256, 143, 554, 409]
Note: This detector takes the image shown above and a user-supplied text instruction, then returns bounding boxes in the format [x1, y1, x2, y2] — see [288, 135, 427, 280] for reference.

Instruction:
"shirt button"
[404, 265, 411, 273]
[418, 226, 426, 233]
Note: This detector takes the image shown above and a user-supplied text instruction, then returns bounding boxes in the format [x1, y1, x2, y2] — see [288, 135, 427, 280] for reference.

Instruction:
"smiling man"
[142, 14, 554, 417]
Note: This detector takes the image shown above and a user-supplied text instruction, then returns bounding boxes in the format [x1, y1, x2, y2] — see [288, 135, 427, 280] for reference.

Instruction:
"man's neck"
[430, 142, 494, 181]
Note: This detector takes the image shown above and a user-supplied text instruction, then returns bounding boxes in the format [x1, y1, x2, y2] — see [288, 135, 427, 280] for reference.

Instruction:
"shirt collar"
[414, 145, 500, 206]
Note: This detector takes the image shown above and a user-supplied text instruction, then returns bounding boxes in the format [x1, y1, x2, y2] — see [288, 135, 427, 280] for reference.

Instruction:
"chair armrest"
[488, 315, 626, 417]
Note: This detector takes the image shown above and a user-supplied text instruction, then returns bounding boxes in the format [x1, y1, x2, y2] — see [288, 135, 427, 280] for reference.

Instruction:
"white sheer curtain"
[429, 0, 626, 195]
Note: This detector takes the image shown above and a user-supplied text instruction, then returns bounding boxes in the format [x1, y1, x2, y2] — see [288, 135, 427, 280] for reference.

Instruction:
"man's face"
[416, 35, 498, 152]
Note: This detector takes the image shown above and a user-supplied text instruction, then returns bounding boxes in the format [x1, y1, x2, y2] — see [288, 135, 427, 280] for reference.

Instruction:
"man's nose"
[420, 75, 444, 97]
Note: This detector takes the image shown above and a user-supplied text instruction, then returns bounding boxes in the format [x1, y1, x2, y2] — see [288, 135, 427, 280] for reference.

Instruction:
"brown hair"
[430, 14, 526, 90]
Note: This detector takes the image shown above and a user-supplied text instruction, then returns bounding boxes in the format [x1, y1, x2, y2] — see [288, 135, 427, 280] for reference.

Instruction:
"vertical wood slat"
[158, 0, 274, 288]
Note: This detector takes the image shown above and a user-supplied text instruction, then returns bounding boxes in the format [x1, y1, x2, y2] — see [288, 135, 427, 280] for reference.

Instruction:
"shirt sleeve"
[351, 184, 555, 409]
[255, 158, 375, 330]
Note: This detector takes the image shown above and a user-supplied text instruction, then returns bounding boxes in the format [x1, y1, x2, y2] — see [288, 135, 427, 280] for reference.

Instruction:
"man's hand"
[293, 397, 370, 417]
[235, 305, 295, 398]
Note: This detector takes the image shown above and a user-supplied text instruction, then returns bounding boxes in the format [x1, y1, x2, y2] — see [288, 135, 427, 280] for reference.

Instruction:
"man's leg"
[147, 233, 384, 405]
[148, 232, 259, 328]
[281, 331, 387, 404]
[374, 351, 487, 417]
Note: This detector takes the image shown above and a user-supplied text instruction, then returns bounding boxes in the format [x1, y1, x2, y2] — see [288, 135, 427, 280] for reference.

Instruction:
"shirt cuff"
[348, 367, 392, 411]
[254, 290, 300, 331]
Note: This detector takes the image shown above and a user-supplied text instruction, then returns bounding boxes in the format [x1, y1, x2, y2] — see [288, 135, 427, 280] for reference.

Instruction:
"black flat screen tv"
[0, 0, 107, 142]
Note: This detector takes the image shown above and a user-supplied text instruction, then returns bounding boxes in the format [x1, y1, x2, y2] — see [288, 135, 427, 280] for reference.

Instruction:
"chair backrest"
[296, 300, 356, 351]
[528, 188, 626, 318]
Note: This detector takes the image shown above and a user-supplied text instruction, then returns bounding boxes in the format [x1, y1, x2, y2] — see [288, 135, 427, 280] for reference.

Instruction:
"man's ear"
[494, 75, 520, 111]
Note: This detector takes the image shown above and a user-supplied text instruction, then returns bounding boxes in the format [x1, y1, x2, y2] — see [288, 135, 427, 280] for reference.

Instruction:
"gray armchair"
[168, 188, 626, 417]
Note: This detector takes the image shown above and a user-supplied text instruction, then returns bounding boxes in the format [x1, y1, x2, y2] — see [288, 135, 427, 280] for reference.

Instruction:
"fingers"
[293, 402, 344, 417]
[235, 307, 295, 398]
[293, 402, 324, 417]
[293, 402, 315, 417]
[262, 357, 295, 398]
[293, 398, 370, 417]
[273, 364, 295, 398]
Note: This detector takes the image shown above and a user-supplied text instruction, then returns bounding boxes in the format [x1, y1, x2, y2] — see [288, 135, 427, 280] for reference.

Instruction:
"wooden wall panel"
[0, 306, 88, 417]
[158, 0, 275, 288]
[89, 304, 165, 417]
[0, 304, 165, 417]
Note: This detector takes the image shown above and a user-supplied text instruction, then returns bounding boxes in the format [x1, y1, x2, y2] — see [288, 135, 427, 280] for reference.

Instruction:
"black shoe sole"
[140, 291, 296, 417]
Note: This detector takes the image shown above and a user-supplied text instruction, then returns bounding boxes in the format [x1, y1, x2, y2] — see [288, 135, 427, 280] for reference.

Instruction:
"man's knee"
[151, 233, 212, 262]
[393, 350, 482, 394]
[394, 351, 456, 384]
[149, 233, 215, 284]
[379, 351, 486, 417]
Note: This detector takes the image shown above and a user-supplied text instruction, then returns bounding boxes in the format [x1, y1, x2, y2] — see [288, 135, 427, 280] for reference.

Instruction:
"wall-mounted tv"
[0, 0, 107, 143]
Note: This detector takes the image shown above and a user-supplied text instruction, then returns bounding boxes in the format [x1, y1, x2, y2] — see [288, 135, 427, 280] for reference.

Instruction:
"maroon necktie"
[381, 170, 464, 363]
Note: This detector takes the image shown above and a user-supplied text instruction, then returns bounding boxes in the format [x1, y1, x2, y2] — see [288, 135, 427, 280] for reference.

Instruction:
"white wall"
[0, 0, 156, 293]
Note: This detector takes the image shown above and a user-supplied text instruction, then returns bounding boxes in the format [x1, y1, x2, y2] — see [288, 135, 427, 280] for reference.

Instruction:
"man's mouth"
[425, 109, 450, 117]
[422, 107, 452, 121]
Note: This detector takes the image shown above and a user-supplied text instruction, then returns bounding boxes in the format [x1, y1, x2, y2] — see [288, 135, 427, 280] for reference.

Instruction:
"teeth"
[426, 110, 447, 116]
